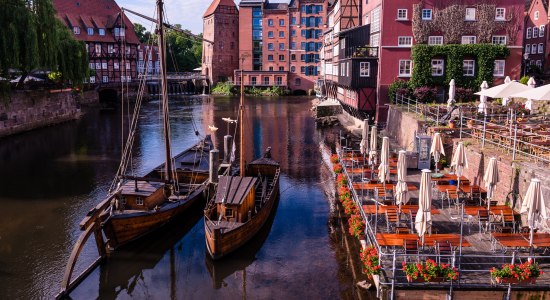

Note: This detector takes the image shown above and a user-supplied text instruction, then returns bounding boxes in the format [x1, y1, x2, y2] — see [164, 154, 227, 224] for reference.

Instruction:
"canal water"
[0, 96, 363, 299]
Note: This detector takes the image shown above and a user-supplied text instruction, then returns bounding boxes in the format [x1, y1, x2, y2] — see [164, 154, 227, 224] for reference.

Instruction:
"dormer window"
[87, 28, 94, 35]
[114, 27, 125, 37]
[73, 26, 80, 34]
[98, 28, 105, 36]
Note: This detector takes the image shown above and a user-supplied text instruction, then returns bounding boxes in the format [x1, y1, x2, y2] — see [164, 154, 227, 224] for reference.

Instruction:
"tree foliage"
[134, 23, 202, 72]
[0, 0, 88, 85]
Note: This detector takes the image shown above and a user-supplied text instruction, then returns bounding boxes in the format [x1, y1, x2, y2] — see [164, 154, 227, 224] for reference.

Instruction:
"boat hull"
[102, 187, 205, 250]
[205, 172, 280, 260]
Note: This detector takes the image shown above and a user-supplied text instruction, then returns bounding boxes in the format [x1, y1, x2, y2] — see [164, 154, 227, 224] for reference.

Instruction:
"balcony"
[344, 46, 378, 59]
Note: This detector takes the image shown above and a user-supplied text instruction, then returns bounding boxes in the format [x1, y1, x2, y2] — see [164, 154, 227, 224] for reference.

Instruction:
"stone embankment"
[0, 90, 81, 138]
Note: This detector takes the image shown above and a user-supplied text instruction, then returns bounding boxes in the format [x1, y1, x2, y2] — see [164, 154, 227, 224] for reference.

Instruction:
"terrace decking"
[337, 148, 550, 298]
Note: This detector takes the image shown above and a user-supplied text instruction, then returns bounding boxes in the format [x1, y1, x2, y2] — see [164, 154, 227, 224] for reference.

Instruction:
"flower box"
[407, 275, 447, 283]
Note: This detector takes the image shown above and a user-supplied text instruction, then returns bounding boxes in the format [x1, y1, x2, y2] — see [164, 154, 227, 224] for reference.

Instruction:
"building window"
[428, 36, 443, 45]
[269, 66, 274, 71]
[291, 54, 296, 61]
[491, 36, 506, 45]
[526, 44, 531, 54]
[291, 30, 296, 37]
[536, 60, 542, 68]
[135, 197, 144, 206]
[397, 9, 407, 20]
[463, 60, 475, 76]
[89, 76, 96, 83]
[268, 55, 273, 61]
[114, 27, 125, 37]
[494, 60, 505, 76]
[276, 76, 282, 85]
[291, 17, 296, 25]
[268, 43, 274, 50]
[263, 77, 269, 85]
[532, 44, 537, 54]
[279, 19, 284, 26]
[539, 43, 544, 53]
[399, 60, 412, 77]
[291, 42, 296, 50]
[225, 208, 233, 217]
[102, 75, 109, 83]
[99, 28, 105, 36]
[398, 36, 413, 46]
[535, 11, 540, 20]
[279, 55, 285, 61]
[359, 62, 370, 77]
[540, 25, 545, 37]
[431, 59, 444, 76]
[422, 9, 432, 20]
[279, 31, 284, 38]
[295, 78, 301, 86]
[126, 62, 131, 70]
[95, 44, 101, 54]
[114, 62, 119, 69]
[73, 26, 80, 35]
[527, 28, 532, 39]
[100, 62, 106, 69]
[495, 8, 505, 20]
[268, 31, 274, 38]
[251, 77, 257, 85]
[465, 8, 476, 21]
[95, 62, 101, 69]
[533, 27, 539, 37]
[291, 66, 296, 72]
[301, 66, 305, 73]
[279, 43, 285, 50]
[89, 62, 95, 69]
[108, 44, 114, 53]
[461, 36, 476, 44]
[87, 27, 94, 35]
[268, 19, 274, 26]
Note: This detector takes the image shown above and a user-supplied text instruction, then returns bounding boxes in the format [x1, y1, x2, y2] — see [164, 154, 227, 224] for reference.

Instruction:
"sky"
[118, 0, 288, 34]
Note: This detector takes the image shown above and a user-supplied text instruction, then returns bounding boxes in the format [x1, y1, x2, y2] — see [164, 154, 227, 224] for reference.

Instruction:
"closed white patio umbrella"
[395, 150, 409, 206]
[430, 132, 445, 173]
[520, 178, 549, 249]
[478, 81, 489, 114]
[447, 79, 456, 107]
[369, 125, 378, 166]
[415, 169, 433, 244]
[360, 119, 369, 156]
[483, 157, 499, 210]
[378, 137, 390, 184]
[502, 76, 512, 105]
[525, 77, 537, 111]
[450, 142, 468, 191]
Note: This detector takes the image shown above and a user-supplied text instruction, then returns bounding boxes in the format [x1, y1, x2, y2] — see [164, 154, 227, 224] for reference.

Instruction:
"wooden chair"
[403, 239, 419, 263]
[435, 241, 453, 264]
[395, 227, 410, 234]
[446, 189, 460, 209]
[408, 210, 418, 233]
[478, 210, 491, 234]
[385, 209, 400, 231]
[500, 210, 516, 233]
[469, 186, 483, 206]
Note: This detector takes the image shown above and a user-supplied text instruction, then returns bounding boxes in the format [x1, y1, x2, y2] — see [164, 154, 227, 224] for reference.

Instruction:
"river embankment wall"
[0, 90, 81, 138]
[385, 106, 550, 209]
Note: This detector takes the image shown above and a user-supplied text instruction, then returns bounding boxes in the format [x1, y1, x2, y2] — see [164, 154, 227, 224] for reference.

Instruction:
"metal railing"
[336, 148, 550, 300]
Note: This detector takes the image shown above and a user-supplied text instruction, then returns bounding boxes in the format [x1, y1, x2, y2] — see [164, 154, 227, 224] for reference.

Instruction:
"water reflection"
[0, 95, 361, 299]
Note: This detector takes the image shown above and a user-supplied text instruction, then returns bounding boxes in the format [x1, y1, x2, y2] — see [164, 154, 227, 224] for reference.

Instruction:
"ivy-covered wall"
[410, 44, 510, 91]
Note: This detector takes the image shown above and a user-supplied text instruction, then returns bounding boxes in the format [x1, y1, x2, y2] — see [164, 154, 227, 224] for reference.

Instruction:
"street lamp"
[523, 52, 530, 77]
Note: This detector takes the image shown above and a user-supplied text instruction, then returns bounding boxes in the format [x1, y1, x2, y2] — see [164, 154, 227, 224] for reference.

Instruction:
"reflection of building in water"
[200, 96, 319, 179]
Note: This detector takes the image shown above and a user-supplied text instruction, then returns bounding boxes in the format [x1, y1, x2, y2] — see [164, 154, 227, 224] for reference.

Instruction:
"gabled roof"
[52, 0, 140, 44]
[204, 0, 238, 17]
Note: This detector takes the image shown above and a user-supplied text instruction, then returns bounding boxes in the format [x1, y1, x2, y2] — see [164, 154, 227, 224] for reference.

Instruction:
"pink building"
[361, 0, 525, 121]
[525, 0, 547, 76]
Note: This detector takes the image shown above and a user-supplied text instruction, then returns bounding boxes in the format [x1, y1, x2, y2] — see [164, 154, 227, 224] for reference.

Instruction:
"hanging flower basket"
[402, 260, 459, 283]
[330, 154, 339, 164]
[493, 277, 537, 285]
[406, 275, 446, 283]
[490, 260, 542, 285]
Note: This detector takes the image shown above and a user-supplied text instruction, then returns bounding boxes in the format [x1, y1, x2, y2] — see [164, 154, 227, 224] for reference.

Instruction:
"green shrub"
[211, 82, 236, 95]
[389, 79, 412, 103]
[519, 76, 529, 85]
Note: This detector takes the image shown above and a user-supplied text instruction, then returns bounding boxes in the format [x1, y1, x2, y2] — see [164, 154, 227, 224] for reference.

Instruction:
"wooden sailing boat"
[60, 1, 211, 295]
[203, 62, 281, 260]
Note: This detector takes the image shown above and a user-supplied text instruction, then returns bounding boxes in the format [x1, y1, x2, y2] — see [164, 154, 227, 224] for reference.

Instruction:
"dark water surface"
[0, 96, 357, 299]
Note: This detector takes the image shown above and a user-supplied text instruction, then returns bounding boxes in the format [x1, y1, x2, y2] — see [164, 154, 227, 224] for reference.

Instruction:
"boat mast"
[157, 0, 173, 182]
[240, 56, 245, 176]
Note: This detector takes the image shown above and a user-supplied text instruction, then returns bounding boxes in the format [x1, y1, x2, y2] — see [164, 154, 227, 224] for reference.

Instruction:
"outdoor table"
[431, 174, 469, 185]
[352, 182, 417, 191]
[464, 206, 519, 217]
[522, 233, 550, 248]
[376, 233, 471, 247]
[435, 184, 485, 194]
[491, 233, 530, 251]
[362, 205, 440, 215]
[346, 167, 398, 175]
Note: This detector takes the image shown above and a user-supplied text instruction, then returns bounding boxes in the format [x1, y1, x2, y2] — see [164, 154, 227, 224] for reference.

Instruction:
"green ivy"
[410, 44, 509, 91]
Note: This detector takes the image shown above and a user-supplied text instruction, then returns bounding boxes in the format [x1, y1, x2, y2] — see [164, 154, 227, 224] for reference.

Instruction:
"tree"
[165, 25, 202, 72]
[134, 23, 155, 44]
[0, 0, 88, 85]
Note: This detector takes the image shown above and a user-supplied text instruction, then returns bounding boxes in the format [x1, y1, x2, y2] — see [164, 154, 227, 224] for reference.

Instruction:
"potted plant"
[402, 259, 459, 282]
[333, 163, 343, 174]
[330, 154, 339, 164]
[336, 173, 348, 187]
[342, 197, 358, 215]
[361, 245, 382, 280]
[490, 260, 543, 284]
[348, 213, 365, 238]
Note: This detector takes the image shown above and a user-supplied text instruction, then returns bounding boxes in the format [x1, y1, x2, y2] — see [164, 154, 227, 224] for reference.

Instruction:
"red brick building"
[360, 0, 525, 121]
[53, 0, 143, 85]
[203, 0, 330, 93]
[525, 0, 547, 76]
[202, 0, 240, 86]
